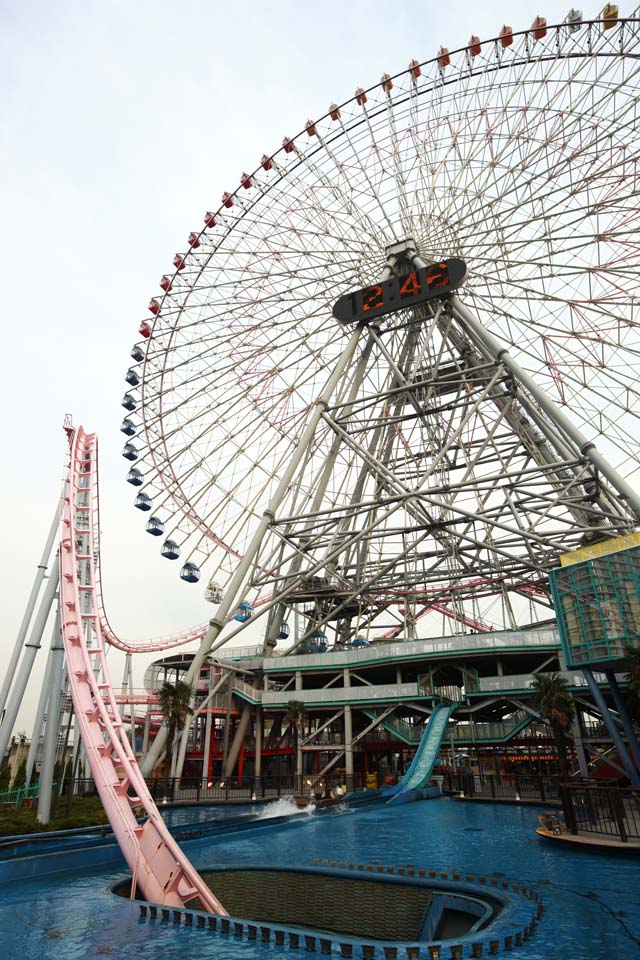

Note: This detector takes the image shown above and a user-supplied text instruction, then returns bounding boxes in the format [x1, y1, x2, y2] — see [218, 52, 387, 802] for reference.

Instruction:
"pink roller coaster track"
[59, 425, 226, 914]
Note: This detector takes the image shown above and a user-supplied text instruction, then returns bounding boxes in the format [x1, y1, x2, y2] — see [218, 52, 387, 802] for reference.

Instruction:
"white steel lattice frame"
[122, 13, 640, 644]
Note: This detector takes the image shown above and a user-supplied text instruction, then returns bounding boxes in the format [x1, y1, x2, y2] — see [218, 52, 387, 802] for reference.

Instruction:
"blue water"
[160, 803, 261, 827]
[0, 798, 639, 958]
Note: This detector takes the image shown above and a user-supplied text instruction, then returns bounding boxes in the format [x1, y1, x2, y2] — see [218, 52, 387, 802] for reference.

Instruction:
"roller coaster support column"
[254, 705, 263, 798]
[141, 322, 365, 776]
[447, 295, 640, 521]
[344, 669, 354, 792]
[0, 509, 58, 721]
[606, 672, 640, 776]
[36, 606, 64, 824]
[25, 642, 55, 787]
[0, 554, 60, 764]
[583, 670, 640, 786]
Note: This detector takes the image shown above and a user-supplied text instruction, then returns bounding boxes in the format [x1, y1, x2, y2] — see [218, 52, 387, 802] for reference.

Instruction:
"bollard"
[161, 909, 170, 922]
[320, 938, 332, 955]
[275, 930, 286, 946]
[261, 926, 271, 942]
[305, 934, 317, 951]
[172, 910, 181, 924]
[139, 905, 147, 918]
[248, 924, 257, 940]
[208, 916, 217, 931]
[234, 922, 243, 937]
[340, 945, 353, 959]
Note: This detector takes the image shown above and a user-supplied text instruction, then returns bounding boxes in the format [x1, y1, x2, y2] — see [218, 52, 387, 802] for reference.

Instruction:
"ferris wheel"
[121, 8, 640, 650]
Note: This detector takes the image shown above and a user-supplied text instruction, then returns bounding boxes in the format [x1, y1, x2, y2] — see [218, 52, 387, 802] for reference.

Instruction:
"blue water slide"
[384, 702, 456, 801]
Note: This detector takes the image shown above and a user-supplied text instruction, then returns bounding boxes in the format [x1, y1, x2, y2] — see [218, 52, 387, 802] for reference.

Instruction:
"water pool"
[0, 798, 638, 959]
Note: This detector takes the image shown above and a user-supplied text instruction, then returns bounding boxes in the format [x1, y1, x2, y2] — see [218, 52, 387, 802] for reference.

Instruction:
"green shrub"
[0, 795, 108, 837]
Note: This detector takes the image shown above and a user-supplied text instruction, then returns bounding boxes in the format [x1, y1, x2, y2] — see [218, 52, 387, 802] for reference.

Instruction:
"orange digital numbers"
[399, 271, 421, 298]
[425, 262, 450, 288]
[362, 284, 384, 311]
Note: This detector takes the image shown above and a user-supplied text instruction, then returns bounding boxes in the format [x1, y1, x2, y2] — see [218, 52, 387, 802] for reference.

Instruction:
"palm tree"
[285, 700, 307, 782]
[623, 642, 640, 722]
[156, 680, 194, 776]
[530, 672, 575, 778]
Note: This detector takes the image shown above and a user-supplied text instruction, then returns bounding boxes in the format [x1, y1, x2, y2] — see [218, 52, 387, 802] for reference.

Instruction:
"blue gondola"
[352, 635, 371, 648]
[146, 516, 164, 536]
[120, 418, 136, 437]
[130, 345, 145, 362]
[126, 467, 143, 486]
[125, 368, 140, 386]
[234, 601, 254, 623]
[122, 443, 138, 461]
[134, 492, 152, 511]
[180, 562, 201, 583]
[305, 629, 327, 653]
[121, 393, 137, 412]
[161, 539, 180, 560]
[278, 620, 290, 639]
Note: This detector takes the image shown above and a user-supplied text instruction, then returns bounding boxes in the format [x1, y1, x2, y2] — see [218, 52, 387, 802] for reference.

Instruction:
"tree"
[0, 764, 10, 792]
[156, 681, 194, 775]
[531, 672, 575, 778]
[285, 700, 307, 781]
[12, 760, 27, 790]
[623, 642, 640, 722]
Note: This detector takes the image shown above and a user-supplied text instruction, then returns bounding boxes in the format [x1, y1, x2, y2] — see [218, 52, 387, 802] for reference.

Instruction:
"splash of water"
[258, 795, 316, 819]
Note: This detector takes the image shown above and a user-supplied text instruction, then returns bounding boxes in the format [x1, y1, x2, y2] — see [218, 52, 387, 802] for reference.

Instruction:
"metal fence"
[559, 783, 640, 842]
[441, 771, 561, 803]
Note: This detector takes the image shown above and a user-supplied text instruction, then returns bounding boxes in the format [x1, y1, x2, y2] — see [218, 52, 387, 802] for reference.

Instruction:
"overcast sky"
[1, 0, 604, 731]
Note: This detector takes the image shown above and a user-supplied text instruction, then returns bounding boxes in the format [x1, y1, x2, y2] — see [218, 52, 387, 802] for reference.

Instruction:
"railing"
[50, 773, 369, 807]
[0, 783, 42, 809]
[559, 782, 640, 842]
[442, 771, 561, 803]
[253, 628, 559, 671]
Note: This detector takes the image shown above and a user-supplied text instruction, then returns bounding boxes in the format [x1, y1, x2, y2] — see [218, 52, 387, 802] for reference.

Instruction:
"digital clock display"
[332, 258, 467, 324]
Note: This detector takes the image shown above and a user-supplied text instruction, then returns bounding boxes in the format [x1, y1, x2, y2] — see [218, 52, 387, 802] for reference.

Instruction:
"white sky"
[1, 0, 605, 732]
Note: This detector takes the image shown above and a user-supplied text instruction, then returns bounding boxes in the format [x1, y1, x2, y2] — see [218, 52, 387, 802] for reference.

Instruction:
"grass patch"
[0, 795, 109, 837]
